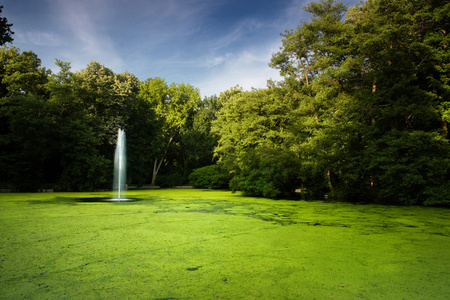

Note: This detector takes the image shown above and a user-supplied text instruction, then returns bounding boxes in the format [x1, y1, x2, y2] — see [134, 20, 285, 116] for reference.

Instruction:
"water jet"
[78, 128, 141, 202]
[108, 128, 140, 202]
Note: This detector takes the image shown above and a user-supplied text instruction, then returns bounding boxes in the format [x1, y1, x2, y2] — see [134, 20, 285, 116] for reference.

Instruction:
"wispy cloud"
[14, 30, 67, 47]
[193, 0, 328, 96]
[205, 18, 265, 53]
[195, 41, 283, 97]
[203, 54, 231, 68]
[41, 0, 124, 71]
[6, 0, 313, 93]
[125, 0, 217, 46]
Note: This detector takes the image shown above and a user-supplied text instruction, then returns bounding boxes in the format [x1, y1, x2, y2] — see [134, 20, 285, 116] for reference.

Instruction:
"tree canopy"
[0, 5, 13, 46]
[211, 0, 449, 205]
[0, 0, 448, 206]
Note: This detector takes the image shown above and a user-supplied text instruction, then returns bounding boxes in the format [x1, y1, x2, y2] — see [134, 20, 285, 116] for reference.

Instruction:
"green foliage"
[1, 0, 448, 205]
[139, 78, 207, 185]
[188, 165, 230, 189]
[264, 0, 450, 205]
[368, 131, 450, 205]
[155, 173, 185, 188]
[230, 149, 302, 198]
[0, 95, 55, 190]
[212, 87, 303, 198]
[0, 46, 49, 97]
[139, 78, 201, 131]
[75, 61, 140, 146]
[178, 95, 220, 177]
[127, 96, 159, 186]
[0, 46, 213, 191]
[0, 5, 13, 46]
[0, 49, 154, 191]
[54, 119, 110, 191]
[423, 181, 450, 207]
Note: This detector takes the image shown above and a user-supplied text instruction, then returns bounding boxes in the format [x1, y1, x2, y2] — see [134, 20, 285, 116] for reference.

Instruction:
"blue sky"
[2, 0, 361, 97]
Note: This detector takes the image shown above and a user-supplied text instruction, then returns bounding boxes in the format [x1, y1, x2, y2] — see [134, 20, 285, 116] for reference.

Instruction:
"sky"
[2, 0, 361, 97]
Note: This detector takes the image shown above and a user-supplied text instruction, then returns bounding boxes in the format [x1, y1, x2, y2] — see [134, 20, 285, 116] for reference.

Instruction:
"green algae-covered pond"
[1, 189, 449, 299]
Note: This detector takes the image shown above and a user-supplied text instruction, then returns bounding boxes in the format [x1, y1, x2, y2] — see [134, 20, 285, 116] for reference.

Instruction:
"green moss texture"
[1, 189, 449, 299]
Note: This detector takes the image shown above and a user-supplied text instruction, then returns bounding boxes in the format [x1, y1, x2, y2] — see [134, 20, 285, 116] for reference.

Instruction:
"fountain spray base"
[106, 198, 142, 202]
[77, 197, 142, 203]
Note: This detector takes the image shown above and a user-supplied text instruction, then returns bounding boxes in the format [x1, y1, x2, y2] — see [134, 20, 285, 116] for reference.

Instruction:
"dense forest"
[0, 0, 449, 206]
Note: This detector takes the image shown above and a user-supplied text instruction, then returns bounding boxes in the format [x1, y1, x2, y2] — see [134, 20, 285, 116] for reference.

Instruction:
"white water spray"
[112, 128, 127, 200]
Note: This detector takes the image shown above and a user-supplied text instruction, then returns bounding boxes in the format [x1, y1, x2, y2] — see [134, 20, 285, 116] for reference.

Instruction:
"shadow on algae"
[1, 189, 449, 299]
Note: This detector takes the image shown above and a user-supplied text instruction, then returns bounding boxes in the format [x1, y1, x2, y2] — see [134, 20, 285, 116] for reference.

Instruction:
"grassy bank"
[1, 189, 449, 299]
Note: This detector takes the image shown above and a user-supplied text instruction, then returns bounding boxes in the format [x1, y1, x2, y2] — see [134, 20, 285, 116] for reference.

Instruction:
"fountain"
[112, 128, 127, 201]
[78, 128, 141, 202]
[109, 128, 142, 202]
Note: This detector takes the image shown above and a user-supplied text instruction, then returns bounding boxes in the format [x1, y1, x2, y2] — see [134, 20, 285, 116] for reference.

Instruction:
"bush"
[229, 148, 301, 198]
[367, 131, 450, 205]
[155, 173, 185, 188]
[188, 165, 230, 189]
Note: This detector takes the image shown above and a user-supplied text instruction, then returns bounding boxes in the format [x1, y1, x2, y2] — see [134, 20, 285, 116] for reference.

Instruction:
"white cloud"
[45, 0, 125, 72]
[10, 0, 298, 90]
[193, 0, 328, 97]
[123, 0, 217, 47]
[195, 41, 283, 97]
[203, 54, 232, 68]
[15, 30, 67, 47]
[205, 18, 265, 53]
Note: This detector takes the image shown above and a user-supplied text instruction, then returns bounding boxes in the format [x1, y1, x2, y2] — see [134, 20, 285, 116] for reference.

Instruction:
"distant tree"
[139, 78, 201, 185]
[0, 94, 56, 190]
[75, 61, 140, 147]
[46, 60, 110, 191]
[177, 95, 220, 180]
[45, 60, 148, 191]
[269, 0, 450, 205]
[0, 49, 154, 191]
[127, 95, 159, 186]
[0, 47, 52, 190]
[0, 5, 13, 46]
[212, 87, 302, 198]
[0, 46, 49, 97]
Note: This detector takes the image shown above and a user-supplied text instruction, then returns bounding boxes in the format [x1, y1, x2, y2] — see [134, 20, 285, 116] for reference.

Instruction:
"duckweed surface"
[1, 189, 449, 299]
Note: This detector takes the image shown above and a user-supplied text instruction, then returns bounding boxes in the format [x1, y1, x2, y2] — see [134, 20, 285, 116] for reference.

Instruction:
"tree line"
[0, 51, 218, 191]
[1, 0, 449, 206]
[197, 0, 450, 206]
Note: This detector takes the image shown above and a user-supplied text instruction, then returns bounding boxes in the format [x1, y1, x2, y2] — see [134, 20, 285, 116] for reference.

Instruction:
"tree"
[46, 60, 111, 191]
[139, 78, 201, 185]
[127, 96, 158, 186]
[0, 5, 13, 46]
[0, 46, 49, 97]
[0, 48, 154, 191]
[269, 0, 450, 205]
[75, 61, 140, 147]
[176, 95, 220, 180]
[212, 87, 301, 198]
[270, 0, 354, 199]
[344, 0, 450, 205]
[0, 47, 52, 190]
[0, 94, 56, 190]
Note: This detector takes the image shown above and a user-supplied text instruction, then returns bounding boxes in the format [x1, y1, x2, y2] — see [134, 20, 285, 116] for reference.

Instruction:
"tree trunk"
[150, 136, 174, 185]
[444, 121, 448, 138]
[299, 58, 319, 124]
[327, 169, 335, 196]
[150, 158, 165, 185]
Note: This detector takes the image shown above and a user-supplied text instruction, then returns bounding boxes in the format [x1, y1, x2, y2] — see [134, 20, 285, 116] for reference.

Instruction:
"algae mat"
[0, 189, 449, 299]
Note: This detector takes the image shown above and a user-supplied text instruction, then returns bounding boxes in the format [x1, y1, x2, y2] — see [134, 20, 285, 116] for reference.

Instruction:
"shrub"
[229, 148, 301, 198]
[188, 165, 230, 189]
[155, 173, 185, 188]
[367, 131, 450, 205]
